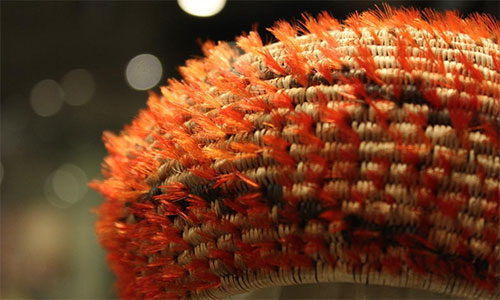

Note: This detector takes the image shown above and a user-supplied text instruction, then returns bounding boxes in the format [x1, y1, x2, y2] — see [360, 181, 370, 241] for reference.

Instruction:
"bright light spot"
[9, 205, 67, 285]
[30, 79, 64, 117]
[178, 0, 226, 17]
[61, 69, 96, 106]
[44, 164, 88, 208]
[125, 54, 162, 91]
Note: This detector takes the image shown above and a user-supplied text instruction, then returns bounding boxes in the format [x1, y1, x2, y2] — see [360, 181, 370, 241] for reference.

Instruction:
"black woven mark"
[264, 184, 283, 208]
[148, 186, 162, 199]
[364, 84, 385, 99]
[341, 214, 364, 246]
[474, 258, 489, 280]
[298, 200, 322, 228]
[189, 184, 235, 215]
[189, 184, 221, 203]
[344, 214, 362, 229]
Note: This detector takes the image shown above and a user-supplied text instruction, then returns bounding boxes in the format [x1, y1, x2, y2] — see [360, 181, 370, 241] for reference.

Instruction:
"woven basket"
[91, 6, 500, 300]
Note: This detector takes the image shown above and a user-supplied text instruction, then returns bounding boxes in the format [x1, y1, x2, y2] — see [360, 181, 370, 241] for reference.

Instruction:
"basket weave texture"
[91, 7, 500, 300]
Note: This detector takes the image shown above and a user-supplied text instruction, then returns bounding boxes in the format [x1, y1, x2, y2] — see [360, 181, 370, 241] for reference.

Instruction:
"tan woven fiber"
[91, 7, 500, 300]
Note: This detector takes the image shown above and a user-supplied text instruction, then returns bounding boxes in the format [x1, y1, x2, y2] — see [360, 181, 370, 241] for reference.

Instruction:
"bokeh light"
[178, 0, 226, 17]
[125, 53, 163, 91]
[30, 79, 64, 117]
[3, 205, 69, 298]
[44, 164, 88, 208]
[61, 69, 96, 106]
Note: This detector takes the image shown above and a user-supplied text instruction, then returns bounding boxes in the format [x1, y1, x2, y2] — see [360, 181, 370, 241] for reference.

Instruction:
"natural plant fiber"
[91, 5, 500, 300]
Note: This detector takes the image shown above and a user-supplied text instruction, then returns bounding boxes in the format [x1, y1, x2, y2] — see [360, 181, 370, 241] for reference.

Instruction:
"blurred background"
[1, 1, 499, 299]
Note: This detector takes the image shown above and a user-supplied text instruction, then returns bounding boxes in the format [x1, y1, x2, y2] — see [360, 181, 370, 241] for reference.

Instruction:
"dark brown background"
[2, 1, 499, 298]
